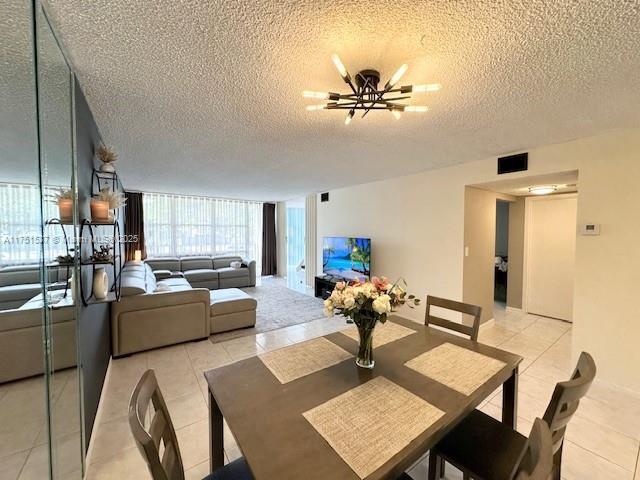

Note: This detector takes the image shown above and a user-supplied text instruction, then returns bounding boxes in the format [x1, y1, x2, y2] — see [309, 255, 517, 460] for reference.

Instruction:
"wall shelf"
[79, 219, 123, 306]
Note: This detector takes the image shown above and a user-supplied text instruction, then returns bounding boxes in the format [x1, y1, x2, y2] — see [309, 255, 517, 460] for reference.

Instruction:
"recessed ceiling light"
[528, 185, 557, 195]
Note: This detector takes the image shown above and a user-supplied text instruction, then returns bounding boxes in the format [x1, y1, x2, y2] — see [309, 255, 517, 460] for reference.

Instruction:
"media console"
[314, 275, 344, 299]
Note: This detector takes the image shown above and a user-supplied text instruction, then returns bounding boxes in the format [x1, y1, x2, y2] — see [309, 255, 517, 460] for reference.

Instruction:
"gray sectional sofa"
[145, 255, 256, 290]
[111, 260, 257, 357]
[0, 264, 68, 310]
[0, 301, 76, 383]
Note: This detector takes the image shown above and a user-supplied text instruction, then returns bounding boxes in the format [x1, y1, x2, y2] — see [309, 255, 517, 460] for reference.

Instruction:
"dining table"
[204, 315, 522, 480]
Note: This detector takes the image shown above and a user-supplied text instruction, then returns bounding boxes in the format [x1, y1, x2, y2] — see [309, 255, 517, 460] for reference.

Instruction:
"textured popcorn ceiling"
[41, 0, 640, 201]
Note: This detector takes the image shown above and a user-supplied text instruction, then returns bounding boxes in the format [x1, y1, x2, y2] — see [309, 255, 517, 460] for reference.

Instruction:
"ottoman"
[210, 288, 257, 334]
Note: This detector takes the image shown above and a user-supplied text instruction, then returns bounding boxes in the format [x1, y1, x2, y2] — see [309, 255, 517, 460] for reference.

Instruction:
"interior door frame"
[522, 192, 578, 316]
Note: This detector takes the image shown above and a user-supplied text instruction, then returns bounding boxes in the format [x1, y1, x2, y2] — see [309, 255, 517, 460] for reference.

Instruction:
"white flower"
[378, 294, 392, 304]
[372, 296, 392, 314]
[343, 296, 356, 309]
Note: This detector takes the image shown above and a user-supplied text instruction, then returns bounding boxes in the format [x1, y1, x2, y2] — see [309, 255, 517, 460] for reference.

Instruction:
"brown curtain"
[262, 203, 277, 276]
[124, 191, 147, 261]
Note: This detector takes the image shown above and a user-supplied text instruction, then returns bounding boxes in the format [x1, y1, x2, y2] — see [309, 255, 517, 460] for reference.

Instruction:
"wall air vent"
[497, 153, 528, 174]
[320, 192, 329, 202]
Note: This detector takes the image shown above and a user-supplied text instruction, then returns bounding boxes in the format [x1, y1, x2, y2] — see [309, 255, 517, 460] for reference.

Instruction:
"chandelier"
[303, 54, 441, 124]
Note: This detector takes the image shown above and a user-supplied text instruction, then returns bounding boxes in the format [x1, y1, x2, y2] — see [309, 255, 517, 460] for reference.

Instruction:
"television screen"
[322, 237, 371, 281]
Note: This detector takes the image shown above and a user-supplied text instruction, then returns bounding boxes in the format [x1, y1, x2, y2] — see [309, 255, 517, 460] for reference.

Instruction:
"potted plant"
[50, 187, 74, 222]
[324, 277, 420, 368]
[94, 187, 126, 221]
[97, 145, 117, 173]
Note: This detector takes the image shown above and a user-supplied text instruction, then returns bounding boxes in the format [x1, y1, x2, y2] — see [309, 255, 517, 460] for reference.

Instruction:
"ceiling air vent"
[497, 153, 528, 174]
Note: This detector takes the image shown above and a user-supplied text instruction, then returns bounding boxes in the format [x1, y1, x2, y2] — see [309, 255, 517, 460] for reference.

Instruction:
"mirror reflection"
[0, 1, 82, 478]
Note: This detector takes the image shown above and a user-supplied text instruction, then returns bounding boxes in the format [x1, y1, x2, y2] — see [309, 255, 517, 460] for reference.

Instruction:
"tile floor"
[4, 297, 638, 480]
[0, 368, 83, 480]
[82, 303, 639, 480]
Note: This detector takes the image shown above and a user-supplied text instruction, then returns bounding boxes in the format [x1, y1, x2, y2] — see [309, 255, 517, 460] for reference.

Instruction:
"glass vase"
[356, 324, 375, 369]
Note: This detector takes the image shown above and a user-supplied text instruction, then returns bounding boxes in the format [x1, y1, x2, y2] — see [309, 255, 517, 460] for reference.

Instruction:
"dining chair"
[427, 351, 596, 480]
[129, 369, 254, 480]
[398, 418, 552, 480]
[424, 295, 482, 341]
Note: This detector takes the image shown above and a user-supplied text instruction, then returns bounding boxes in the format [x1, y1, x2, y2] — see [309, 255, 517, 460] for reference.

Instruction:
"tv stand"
[314, 275, 344, 299]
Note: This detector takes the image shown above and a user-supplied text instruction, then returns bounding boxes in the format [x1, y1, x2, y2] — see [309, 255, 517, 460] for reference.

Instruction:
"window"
[0, 182, 69, 266]
[143, 192, 263, 274]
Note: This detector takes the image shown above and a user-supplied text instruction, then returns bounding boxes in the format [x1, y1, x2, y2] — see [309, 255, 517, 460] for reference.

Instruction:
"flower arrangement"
[324, 276, 420, 368]
[96, 187, 126, 210]
[48, 187, 73, 203]
[97, 145, 118, 172]
[48, 188, 74, 221]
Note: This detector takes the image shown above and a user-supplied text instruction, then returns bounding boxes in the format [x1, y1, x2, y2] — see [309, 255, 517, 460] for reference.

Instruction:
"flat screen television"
[322, 237, 371, 281]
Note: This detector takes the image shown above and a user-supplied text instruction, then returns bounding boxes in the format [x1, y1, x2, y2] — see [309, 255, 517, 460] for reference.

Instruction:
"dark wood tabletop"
[204, 315, 523, 480]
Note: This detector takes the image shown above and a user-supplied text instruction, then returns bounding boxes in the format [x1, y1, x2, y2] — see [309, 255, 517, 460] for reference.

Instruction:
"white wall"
[573, 132, 640, 392]
[317, 128, 640, 392]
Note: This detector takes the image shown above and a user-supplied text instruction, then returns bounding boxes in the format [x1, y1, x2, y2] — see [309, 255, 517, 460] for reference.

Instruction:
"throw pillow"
[230, 261, 242, 269]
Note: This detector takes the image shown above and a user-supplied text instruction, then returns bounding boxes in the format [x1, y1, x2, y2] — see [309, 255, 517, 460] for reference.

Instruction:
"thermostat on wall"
[580, 224, 600, 235]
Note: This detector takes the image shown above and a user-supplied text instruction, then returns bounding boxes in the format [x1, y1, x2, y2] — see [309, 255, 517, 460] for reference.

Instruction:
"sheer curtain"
[143, 192, 263, 275]
[0, 182, 67, 266]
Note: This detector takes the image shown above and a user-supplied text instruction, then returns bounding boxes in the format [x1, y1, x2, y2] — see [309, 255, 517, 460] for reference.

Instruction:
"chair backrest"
[514, 418, 554, 480]
[542, 351, 596, 453]
[425, 295, 482, 341]
[129, 370, 185, 480]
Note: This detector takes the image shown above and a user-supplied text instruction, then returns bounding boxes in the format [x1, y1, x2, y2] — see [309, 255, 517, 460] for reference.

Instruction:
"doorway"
[464, 170, 579, 325]
[494, 200, 510, 307]
[285, 199, 305, 289]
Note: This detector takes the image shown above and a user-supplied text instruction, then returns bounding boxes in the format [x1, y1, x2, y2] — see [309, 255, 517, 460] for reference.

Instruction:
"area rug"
[209, 279, 325, 344]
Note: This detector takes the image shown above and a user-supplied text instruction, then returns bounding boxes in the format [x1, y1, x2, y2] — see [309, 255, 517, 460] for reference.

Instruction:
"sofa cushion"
[0, 265, 41, 287]
[121, 275, 147, 297]
[153, 269, 173, 280]
[212, 256, 243, 270]
[0, 305, 74, 332]
[184, 269, 219, 283]
[0, 284, 42, 303]
[157, 278, 192, 292]
[210, 288, 257, 316]
[122, 263, 146, 279]
[216, 267, 250, 279]
[145, 257, 181, 272]
[181, 256, 214, 271]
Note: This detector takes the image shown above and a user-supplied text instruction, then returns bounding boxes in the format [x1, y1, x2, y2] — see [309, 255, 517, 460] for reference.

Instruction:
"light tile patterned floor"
[80, 303, 640, 480]
[5, 292, 636, 480]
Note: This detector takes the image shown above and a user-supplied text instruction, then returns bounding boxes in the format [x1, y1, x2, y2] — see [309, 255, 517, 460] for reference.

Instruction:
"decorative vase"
[93, 267, 108, 300]
[356, 323, 376, 369]
[90, 199, 109, 222]
[57, 198, 73, 222]
[99, 162, 116, 173]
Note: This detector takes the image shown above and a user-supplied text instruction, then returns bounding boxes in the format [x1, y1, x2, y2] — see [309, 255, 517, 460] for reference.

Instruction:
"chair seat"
[435, 409, 528, 480]
[203, 458, 254, 480]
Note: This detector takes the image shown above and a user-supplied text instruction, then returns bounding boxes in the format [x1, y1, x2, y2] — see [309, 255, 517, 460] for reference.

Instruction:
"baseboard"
[480, 318, 495, 329]
[505, 306, 523, 313]
[84, 356, 113, 471]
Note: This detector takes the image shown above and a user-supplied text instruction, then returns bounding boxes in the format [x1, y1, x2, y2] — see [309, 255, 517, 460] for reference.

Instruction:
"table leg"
[502, 366, 519, 429]
[209, 390, 224, 472]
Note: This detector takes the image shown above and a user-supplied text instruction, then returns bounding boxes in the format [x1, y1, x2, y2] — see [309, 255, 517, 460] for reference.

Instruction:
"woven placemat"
[405, 342, 506, 395]
[340, 321, 416, 348]
[258, 337, 352, 384]
[303, 376, 444, 479]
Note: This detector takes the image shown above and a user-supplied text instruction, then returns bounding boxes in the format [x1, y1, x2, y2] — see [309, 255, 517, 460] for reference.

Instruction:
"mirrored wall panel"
[0, 1, 83, 478]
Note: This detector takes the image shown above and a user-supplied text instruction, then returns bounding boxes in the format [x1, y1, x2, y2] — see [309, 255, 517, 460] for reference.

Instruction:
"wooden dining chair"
[129, 369, 253, 480]
[427, 352, 596, 480]
[424, 295, 483, 342]
[514, 418, 554, 480]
